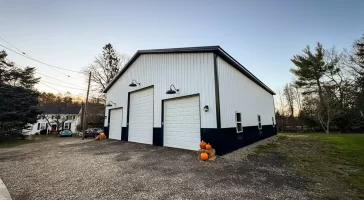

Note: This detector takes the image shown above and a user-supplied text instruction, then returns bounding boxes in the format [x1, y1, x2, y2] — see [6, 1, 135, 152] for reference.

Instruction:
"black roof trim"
[103, 46, 275, 95]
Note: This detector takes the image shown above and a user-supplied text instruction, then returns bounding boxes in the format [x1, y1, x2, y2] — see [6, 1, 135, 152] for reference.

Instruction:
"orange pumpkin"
[200, 140, 207, 149]
[200, 152, 208, 161]
[205, 143, 212, 150]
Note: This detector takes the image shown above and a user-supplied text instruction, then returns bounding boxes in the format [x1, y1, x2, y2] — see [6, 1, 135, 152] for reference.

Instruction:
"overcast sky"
[1, 0, 363, 96]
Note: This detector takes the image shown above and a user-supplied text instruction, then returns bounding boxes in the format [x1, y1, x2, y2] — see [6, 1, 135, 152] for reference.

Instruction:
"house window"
[73, 115, 75, 120]
[236, 112, 243, 133]
[258, 115, 262, 130]
[64, 122, 72, 130]
[40, 123, 46, 130]
[51, 115, 54, 119]
[272, 117, 275, 127]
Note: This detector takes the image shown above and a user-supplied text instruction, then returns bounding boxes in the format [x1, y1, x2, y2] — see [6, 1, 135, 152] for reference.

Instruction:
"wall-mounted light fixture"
[166, 84, 179, 94]
[203, 105, 209, 112]
[129, 79, 140, 87]
[106, 101, 116, 107]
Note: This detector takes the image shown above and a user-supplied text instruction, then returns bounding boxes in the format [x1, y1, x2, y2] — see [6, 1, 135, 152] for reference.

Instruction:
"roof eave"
[103, 46, 275, 95]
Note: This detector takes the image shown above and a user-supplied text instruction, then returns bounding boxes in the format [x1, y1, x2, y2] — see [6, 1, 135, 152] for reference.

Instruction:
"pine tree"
[290, 43, 327, 102]
[103, 43, 120, 80]
[0, 50, 41, 141]
[353, 34, 364, 128]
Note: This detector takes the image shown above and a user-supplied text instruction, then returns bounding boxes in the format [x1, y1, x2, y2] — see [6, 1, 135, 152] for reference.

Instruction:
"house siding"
[105, 53, 217, 129]
[217, 56, 275, 128]
[24, 114, 81, 135]
[205, 56, 277, 154]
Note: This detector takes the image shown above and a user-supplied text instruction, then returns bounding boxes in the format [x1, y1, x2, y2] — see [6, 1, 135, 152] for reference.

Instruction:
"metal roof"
[103, 46, 275, 95]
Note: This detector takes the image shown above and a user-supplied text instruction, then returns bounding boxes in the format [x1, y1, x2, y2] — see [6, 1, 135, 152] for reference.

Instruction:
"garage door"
[164, 95, 200, 150]
[109, 108, 122, 140]
[128, 87, 154, 144]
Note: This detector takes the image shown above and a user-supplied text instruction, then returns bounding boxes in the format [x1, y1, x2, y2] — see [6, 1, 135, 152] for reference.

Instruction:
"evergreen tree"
[290, 43, 327, 102]
[103, 43, 120, 80]
[0, 50, 40, 88]
[353, 34, 364, 128]
[0, 50, 41, 141]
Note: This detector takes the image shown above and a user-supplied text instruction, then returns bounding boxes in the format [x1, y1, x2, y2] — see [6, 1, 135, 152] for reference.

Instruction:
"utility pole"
[82, 72, 91, 140]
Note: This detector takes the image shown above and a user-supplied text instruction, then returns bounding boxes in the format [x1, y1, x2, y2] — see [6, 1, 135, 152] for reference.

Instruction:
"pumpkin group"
[200, 152, 209, 161]
[205, 143, 212, 150]
[200, 140, 207, 149]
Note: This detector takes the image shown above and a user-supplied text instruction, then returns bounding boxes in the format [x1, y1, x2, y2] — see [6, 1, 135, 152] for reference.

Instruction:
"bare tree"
[83, 44, 129, 98]
[283, 83, 295, 117]
[316, 89, 341, 133]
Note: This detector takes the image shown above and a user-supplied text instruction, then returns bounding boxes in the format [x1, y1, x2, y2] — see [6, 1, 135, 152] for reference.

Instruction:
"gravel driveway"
[0, 137, 316, 200]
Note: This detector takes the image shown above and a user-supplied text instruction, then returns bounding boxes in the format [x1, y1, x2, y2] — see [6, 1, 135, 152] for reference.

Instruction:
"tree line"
[276, 34, 364, 133]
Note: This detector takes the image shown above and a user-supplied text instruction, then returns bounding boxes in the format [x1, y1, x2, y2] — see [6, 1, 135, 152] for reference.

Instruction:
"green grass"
[0, 139, 35, 148]
[255, 133, 364, 200]
[0, 134, 58, 148]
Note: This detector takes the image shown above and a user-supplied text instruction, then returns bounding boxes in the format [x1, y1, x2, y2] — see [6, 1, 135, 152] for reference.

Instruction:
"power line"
[4, 56, 72, 77]
[0, 36, 25, 54]
[36, 72, 85, 88]
[39, 80, 85, 91]
[39, 82, 65, 93]
[0, 44, 80, 73]
[8, 60, 85, 88]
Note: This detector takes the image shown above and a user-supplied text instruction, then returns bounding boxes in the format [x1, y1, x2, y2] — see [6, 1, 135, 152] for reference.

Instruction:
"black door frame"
[108, 107, 123, 140]
[126, 85, 154, 143]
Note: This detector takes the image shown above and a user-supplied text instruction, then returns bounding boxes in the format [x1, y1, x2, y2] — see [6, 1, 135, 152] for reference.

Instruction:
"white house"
[24, 106, 82, 135]
[103, 46, 276, 155]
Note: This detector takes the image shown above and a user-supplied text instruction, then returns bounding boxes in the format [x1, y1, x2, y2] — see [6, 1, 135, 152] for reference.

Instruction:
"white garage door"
[109, 108, 122, 140]
[164, 95, 200, 150]
[128, 87, 154, 144]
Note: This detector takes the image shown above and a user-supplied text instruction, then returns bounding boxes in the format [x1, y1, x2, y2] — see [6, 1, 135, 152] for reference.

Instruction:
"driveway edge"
[0, 178, 12, 200]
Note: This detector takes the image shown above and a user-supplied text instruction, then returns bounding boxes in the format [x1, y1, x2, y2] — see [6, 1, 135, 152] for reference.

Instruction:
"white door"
[128, 87, 154, 144]
[164, 95, 200, 150]
[109, 108, 122, 140]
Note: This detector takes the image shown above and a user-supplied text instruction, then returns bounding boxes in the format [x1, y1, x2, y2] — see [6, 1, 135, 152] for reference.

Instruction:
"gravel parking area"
[0, 137, 316, 200]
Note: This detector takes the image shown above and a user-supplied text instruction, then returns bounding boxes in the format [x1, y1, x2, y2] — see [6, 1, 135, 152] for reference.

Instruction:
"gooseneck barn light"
[166, 84, 179, 94]
[106, 101, 116, 107]
[129, 79, 140, 87]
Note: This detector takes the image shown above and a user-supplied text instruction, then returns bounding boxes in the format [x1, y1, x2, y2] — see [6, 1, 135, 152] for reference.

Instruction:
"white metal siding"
[109, 108, 122, 140]
[164, 96, 200, 150]
[105, 53, 216, 129]
[217, 57, 275, 128]
[128, 87, 154, 144]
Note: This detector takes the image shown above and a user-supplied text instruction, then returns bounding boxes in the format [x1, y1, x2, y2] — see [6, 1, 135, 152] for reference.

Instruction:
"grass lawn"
[0, 134, 59, 148]
[255, 133, 364, 200]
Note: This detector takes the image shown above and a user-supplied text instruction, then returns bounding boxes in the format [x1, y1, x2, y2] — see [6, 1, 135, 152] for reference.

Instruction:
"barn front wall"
[104, 50, 276, 155]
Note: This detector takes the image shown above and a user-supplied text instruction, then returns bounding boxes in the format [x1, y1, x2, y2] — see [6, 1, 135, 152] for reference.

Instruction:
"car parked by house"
[84, 128, 103, 138]
[59, 129, 73, 137]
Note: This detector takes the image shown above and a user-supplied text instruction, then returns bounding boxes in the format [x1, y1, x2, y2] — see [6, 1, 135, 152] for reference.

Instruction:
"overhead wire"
[0, 36, 25, 54]
[6, 59, 86, 88]
[0, 37, 91, 94]
[0, 43, 80, 74]
[39, 80, 85, 91]
[39, 82, 65, 93]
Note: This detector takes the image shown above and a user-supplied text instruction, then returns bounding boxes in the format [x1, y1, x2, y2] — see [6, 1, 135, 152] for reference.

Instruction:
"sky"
[0, 0, 363, 97]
